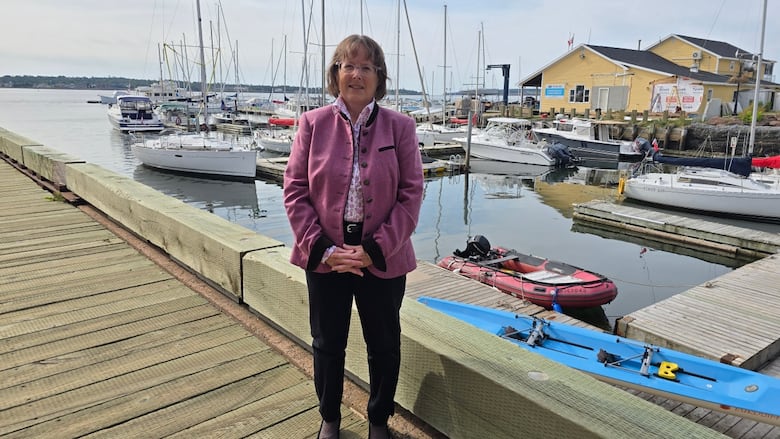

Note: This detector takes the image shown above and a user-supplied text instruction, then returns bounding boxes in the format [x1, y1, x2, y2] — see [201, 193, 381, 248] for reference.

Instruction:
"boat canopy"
[652, 152, 752, 177]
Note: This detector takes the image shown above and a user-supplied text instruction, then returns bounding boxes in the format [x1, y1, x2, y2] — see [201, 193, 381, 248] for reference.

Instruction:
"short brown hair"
[326, 34, 388, 100]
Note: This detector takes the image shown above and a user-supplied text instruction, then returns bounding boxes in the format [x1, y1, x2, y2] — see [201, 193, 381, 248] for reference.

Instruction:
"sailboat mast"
[474, 28, 480, 118]
[748, 0, 767, 155]
[195, 0, 208, 122]
[442, 4, 447, 125]
[403, 0, 428, 112]
[395, 0, 400, 111]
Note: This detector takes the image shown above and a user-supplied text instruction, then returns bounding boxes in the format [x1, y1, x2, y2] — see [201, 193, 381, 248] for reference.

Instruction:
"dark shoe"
[318, 418, 340, 439]
[368, 423, 392, 439]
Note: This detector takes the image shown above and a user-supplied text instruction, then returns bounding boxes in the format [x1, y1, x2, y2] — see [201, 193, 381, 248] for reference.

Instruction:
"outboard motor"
[453, 235, 491, 259]
[548, 142, 576, 167]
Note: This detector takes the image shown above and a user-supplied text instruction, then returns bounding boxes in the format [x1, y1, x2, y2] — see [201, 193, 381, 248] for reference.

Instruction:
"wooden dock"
[574, 200, 780, 262]
[0, 161, 383, 438]
[3, 156, 780, 438]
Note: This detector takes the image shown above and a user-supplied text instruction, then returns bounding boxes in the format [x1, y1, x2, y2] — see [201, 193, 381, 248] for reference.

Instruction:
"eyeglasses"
[337, 63, 380, 75]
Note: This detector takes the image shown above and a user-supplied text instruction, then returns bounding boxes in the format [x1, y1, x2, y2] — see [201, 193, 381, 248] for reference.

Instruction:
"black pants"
[306, 269, 405, 425]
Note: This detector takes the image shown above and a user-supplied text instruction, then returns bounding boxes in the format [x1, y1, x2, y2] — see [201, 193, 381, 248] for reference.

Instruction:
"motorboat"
[418, 297, 780, 427]
[98, 90, 129, 105]
[416, 121, 471, 146]
[106, 95, 165, 132]
[532, 117, 644, 160]
[130, 130, 257, 178]
[454, 117, 574, 166]
[438, 235, 618, 309]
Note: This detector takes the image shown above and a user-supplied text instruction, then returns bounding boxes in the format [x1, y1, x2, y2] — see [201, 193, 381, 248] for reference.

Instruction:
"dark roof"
[588, 45, 730, 83]
[674, 35, 753, 58]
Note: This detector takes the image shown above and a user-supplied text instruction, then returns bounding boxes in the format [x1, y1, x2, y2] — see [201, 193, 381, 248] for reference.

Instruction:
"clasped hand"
[325, 244, 372, 276]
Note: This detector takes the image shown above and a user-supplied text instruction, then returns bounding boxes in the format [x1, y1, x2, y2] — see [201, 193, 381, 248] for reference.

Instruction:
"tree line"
[0, 75, 419, 95]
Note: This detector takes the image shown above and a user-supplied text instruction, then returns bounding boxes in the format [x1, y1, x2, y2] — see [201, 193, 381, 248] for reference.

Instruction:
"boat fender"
[617, 177, 625, 194]
[175, 116, 182, 125]
[657, 361, 679, 380]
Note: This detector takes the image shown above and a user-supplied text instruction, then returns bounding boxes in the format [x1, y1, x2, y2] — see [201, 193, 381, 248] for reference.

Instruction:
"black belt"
[343, 221, 363, 245]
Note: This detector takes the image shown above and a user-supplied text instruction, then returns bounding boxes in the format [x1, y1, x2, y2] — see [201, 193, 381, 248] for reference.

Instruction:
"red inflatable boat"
[437, 236, 618, 309]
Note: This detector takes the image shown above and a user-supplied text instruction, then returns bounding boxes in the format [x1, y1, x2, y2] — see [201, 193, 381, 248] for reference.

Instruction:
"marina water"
[3, 88, 777, 329]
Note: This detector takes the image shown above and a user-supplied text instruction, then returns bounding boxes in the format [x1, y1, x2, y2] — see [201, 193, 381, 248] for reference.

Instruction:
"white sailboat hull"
[131, 136, 257, 178]
[624, 167, 780, 220]
[256, 132, 293, 155]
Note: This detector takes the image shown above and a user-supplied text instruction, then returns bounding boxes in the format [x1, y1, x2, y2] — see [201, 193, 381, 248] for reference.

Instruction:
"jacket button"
[366, 197, 373, 203]
[362, 131, 369, 136]
[361, 148, 367, 153]
[363, 179, 370, 185]
[361, 162, 368, 168]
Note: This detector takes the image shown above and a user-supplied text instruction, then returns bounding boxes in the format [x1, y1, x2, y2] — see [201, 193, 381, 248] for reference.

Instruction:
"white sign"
[650, 77, 704, 113]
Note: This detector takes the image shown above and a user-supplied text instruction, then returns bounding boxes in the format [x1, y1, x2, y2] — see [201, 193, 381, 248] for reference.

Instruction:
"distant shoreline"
[0, 75, 524, 97]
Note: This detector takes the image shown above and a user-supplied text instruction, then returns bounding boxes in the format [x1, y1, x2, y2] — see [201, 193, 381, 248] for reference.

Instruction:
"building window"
[764, 63, 774, 78]
[569, 85, 590, 103]
[707, 89, 713, 102]
[729, 61, 736, 71]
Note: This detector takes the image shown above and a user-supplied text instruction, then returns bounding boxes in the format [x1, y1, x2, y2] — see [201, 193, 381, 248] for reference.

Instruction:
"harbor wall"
[0, 127, 726, 438]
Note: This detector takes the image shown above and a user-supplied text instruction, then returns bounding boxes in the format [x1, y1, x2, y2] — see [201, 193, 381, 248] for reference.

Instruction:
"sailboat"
[131, 0, 257, 179]
[620, 0, 779, 221]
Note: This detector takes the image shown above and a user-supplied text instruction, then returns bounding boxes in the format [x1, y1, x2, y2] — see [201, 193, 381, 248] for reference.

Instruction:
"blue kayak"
[418, 296, 780, 427]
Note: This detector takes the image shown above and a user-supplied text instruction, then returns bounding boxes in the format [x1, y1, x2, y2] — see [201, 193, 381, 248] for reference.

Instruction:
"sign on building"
[650, 77, 704, 113]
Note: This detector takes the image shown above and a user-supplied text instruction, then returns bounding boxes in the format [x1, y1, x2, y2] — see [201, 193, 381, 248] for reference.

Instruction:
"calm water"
[3, 88, 775, 328]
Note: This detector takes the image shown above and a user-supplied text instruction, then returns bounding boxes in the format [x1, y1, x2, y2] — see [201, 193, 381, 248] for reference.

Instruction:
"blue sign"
[545, 85, 565, 97]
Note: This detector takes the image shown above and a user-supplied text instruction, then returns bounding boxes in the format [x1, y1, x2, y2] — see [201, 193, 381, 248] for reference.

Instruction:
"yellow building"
[519, 34, 778, 117]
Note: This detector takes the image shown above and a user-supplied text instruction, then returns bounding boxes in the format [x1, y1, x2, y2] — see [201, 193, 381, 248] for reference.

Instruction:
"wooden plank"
[84, 366, 311, 439]
[0, 282, 196, 338]
[0, 229, 120, 255]
[2, 325, 250, 409]
[0, 266, 174, 313]
[0, 314, 234, 390]
[0, 241, 129, 268]
[0, 246, 142, 278]
[2, 348, 282, 437]
[0, 304, 221, 370]
[0, 261, 172, 302]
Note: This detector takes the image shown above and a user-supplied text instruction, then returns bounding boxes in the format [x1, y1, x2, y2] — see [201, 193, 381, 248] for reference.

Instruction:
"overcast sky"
[2, 0, 777, 92]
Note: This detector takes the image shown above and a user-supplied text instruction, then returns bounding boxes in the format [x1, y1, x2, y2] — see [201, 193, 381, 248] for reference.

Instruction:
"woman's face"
[338, 46, 379, 111]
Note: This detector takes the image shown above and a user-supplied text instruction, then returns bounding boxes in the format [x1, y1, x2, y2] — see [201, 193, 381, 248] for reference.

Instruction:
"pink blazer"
[283, 104, 424, 279]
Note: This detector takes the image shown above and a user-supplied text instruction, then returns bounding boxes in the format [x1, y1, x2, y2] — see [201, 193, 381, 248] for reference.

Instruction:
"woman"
[283, 35, 424, 439]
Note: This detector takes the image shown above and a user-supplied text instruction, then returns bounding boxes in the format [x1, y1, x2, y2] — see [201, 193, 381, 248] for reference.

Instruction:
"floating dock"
[574, 200, 780, 372]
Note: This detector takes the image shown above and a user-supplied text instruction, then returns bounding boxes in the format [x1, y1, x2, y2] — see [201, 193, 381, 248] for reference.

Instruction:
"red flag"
[652, 138, 659, 151]
[567, 34, 574, 50]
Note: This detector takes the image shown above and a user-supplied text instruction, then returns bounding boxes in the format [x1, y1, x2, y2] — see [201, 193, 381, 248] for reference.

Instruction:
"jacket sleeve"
[283, 113, 334, 270]
[364, 115, 424, 271]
